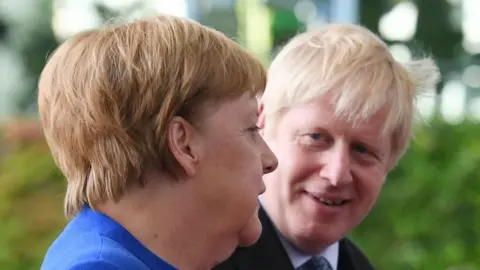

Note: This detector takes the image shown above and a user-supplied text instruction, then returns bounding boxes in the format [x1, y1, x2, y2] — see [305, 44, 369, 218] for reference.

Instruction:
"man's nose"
[318, 143, 353, 186]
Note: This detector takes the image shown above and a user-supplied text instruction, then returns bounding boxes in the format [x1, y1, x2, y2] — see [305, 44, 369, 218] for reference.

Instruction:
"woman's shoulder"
[40, 229, 148, 270]
[61, 260, 125, 270]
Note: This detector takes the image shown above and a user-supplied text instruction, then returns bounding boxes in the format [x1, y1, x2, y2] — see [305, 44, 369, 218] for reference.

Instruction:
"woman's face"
[193, 92, 278, 260]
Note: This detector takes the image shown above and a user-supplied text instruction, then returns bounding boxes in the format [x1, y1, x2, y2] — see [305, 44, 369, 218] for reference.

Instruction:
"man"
[38, 15, 278, 270]
[214, 24, 439, 270]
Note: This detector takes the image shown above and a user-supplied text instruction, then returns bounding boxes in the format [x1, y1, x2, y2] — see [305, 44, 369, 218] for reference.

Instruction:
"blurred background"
[0, 0, 479, 269]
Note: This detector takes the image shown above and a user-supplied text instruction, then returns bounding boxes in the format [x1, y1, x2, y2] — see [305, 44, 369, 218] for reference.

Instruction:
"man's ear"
[166, 116, 200, 178]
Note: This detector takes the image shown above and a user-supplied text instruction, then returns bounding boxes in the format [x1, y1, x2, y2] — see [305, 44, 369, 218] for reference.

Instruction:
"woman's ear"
[166, 116, 200, 178]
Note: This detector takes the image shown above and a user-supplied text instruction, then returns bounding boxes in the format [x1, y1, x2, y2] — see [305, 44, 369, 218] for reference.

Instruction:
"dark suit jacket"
[213, 207, 374, 270]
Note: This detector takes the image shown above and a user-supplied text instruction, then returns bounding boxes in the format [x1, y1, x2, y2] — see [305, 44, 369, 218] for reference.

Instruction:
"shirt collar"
[278, 233, 339, 270]
[258, 195, 339, 269]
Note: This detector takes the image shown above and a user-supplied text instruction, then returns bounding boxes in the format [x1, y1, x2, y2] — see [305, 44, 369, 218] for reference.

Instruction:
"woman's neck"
[97, 185, 225, 270]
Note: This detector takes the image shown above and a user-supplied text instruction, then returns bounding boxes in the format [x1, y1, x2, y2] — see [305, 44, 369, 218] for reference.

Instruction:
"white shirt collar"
[258, 196, 339, 269]
[277, 233, 339, 270]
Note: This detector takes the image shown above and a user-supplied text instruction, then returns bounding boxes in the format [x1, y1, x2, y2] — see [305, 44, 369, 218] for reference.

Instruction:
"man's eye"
[309, 133, 322, 140]
[353, 143, 370, 155]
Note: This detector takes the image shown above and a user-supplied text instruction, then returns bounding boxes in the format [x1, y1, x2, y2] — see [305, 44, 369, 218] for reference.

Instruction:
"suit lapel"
[337, 239, 354, 270]
[337, 238, 375, 270]
[231, 207, 294, 270]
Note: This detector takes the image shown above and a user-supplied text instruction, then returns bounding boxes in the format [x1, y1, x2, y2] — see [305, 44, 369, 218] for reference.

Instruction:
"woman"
[38, 15, 278, 270]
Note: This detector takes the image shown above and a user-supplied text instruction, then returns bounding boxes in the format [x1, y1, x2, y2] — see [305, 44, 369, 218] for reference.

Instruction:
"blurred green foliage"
[0, 123, 66, 270]
[0, 1, 476, 269]
[351, 118, 480, 270]
[1, 119, 479, 269]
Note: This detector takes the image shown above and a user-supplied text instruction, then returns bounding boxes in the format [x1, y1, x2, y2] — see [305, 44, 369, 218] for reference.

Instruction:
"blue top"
[40, 206, 176, 270]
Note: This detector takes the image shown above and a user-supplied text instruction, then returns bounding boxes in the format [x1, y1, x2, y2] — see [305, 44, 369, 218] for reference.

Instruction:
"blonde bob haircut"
[262, 23, 440, 165]
[38, 15, 267, 218]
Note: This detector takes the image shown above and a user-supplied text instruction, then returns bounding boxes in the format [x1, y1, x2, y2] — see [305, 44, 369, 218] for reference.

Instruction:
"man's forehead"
[278, 98, 389, 130]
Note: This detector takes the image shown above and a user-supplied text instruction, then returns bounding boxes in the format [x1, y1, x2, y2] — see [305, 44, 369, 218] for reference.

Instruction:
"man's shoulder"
[214, 207, 375, 270]
[339, 238, 375, 270]
[215, 237, 375, 270]
[40, 225, 147, 270]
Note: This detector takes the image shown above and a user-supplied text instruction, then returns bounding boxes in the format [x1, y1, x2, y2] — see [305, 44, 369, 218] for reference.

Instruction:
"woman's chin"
[237, 214, 262, 247]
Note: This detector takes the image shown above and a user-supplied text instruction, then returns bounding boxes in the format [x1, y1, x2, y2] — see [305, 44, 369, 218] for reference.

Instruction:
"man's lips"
[304, 191, 352, 206]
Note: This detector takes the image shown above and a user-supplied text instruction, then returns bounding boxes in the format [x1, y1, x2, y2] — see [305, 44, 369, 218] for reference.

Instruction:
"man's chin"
[237, 215, 263, 247]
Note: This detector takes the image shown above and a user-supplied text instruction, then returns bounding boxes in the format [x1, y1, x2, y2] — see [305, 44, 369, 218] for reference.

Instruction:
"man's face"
[260, 95, 391, 254]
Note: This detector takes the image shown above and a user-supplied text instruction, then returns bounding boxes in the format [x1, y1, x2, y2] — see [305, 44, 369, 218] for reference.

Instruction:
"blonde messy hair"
[38, 15, 266, 218]
[262, 23, 440, 164]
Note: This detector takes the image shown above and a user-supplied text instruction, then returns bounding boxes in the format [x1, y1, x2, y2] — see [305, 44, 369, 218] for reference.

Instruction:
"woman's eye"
[248, 126, 260, 133]
[247, 126, 260, 139]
